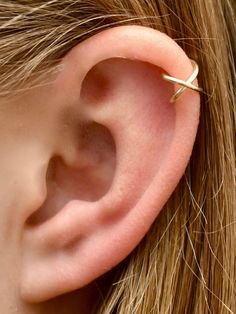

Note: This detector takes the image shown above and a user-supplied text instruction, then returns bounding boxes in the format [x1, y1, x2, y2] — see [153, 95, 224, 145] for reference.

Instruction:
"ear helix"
[162, 59, 203, 103]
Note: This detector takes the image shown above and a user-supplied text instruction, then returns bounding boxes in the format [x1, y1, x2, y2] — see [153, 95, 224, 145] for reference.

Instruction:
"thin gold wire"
[162, 59, 203, 103]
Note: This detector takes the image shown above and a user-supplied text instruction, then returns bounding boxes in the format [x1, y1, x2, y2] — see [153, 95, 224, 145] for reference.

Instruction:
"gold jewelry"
[162, 59, 203, 103]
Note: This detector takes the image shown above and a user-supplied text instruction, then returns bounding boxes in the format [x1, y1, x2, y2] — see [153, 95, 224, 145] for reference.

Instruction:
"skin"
[0, 26, 200, 313]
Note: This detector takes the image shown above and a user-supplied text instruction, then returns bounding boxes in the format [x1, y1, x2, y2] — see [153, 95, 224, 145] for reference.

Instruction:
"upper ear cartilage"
[162, 59, 203, 103]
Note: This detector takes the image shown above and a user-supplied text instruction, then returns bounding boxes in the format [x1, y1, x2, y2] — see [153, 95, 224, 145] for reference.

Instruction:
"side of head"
[0, 1, 235, 313]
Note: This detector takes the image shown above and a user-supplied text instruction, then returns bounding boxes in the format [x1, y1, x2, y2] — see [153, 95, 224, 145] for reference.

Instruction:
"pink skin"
[0, 26, 200, 313]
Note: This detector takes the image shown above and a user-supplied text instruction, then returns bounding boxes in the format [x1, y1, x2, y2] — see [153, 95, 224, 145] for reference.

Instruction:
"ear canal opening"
[27, 122, 116, 226]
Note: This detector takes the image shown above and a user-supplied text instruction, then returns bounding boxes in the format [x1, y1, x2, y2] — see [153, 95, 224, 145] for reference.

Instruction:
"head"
[0, 1, 235, 313]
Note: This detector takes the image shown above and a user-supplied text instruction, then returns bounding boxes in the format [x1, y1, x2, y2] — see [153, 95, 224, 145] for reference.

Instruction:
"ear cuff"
[162, 59, 203, 103]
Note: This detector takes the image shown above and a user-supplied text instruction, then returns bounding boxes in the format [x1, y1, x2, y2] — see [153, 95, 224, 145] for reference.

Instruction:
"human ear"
[21, 25, 200, 302]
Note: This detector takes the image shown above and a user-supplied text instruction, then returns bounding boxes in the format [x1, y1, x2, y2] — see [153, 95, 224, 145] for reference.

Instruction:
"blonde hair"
[1, 1, 235, 313]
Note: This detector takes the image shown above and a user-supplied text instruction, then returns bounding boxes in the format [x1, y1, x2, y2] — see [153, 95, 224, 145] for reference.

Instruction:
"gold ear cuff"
[162, 59, 203, 103]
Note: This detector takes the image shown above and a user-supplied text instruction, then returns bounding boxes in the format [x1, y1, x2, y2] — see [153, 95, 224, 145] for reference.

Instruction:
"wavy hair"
[0, 1, 235, 313]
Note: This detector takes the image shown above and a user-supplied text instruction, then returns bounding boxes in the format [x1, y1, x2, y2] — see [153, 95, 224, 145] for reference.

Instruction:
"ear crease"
[81, 60, 112, 106]
[26, 122, 116, 227]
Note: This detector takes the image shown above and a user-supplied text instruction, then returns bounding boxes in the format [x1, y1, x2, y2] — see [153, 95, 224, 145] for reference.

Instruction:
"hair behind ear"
[1, 0, 235, 312]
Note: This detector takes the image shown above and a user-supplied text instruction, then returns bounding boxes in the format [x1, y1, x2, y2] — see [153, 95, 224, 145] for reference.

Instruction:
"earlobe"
[21, 25, 200, 302]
